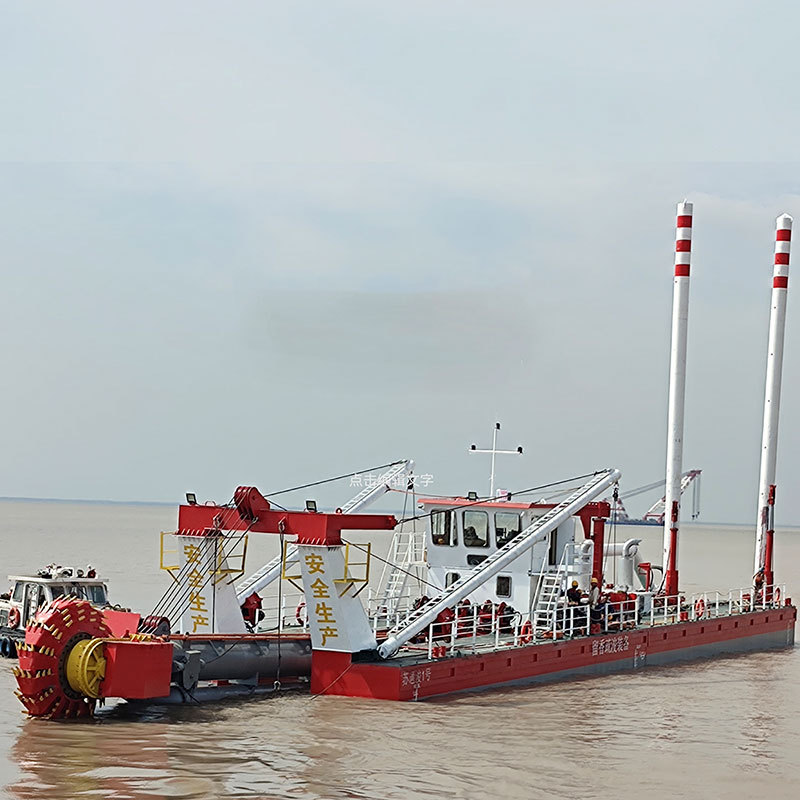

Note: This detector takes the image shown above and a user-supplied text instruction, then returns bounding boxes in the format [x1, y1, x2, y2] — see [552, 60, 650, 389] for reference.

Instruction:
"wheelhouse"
[420, 496, 610, 613]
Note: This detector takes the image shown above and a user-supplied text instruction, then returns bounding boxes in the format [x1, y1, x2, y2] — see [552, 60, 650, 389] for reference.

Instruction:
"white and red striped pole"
[662, 201, 693, 599]
[754, 213, 792, 595]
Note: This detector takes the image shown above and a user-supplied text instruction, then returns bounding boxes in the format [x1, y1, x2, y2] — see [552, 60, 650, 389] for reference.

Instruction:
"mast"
[662, 201, 693, 598]
[754, 213, 792, 595]
[469, 422, 523, 497]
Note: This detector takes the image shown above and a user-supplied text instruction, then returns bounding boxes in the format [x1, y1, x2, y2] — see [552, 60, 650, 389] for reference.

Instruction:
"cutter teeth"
[13, 598, 109, 720]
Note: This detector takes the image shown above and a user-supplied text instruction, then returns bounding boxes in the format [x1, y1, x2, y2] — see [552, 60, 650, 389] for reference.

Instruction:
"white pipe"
[663, 201, 693, 596]
[755, 214, 792, 577]
[604, 538, 641, 589]
[378, 468, 622, 659]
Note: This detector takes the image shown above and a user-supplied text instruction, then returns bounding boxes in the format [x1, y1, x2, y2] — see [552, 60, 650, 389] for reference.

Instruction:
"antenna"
[468, 422, 524, 497]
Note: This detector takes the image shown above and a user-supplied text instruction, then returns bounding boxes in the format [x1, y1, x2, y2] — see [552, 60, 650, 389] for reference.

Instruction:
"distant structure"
[606, 469, 702, 526]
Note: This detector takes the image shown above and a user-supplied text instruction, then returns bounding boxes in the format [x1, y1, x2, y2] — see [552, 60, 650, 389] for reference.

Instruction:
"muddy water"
[0, 499, 798, 799]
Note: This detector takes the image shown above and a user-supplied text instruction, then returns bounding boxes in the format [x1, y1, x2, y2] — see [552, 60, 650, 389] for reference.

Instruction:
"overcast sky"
[2, 1, 800, 525]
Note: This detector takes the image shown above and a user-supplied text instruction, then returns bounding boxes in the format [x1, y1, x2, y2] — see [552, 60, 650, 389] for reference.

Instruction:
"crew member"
[566, 580, 583, 604]
[589, 577, 601, 607]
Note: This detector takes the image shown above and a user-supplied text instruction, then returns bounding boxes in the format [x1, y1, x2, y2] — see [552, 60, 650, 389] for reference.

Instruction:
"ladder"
[531, 557, 568, 634]
[374, 525, 426, 616]
[378, 468, 621, 658]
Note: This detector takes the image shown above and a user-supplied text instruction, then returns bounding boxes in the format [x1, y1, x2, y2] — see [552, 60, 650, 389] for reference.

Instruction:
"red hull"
[312, 606, 797, 701]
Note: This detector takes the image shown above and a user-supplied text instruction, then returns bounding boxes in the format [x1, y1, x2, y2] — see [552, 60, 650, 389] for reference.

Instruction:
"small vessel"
[0, 565, 109, 657]
[11, 201, 798, 717]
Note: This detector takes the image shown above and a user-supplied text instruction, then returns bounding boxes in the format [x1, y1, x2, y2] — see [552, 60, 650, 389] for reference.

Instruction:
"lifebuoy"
[295, 601, 307, 627]
[694, 598, 706, 619]
[7, 607, 20, 629]
[519, 619, 533, 644]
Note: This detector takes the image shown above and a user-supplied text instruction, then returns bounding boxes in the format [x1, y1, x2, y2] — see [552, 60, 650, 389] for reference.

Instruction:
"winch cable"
[144, 500, 242, 623]
[610, 487, 619, 586]
[275, 530, 284, 691]
[262, 459, 407, 499]
[602, 485, 620, 585]
[150, 517, 254, 634]
[143, 521, 254, 635]
[394, 470, 605, 525]
[142, 502, 250, 632]
[342, 539, 442, 596]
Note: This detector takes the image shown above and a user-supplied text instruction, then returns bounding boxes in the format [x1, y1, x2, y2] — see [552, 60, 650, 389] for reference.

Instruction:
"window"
[12, 582, 23, 603]
[446, 572, 461, 587]
[87, 585, 107, 605]
[431, 509, 457, 546]
[50, 586, 65, 599]
[496, 576, 512, 597]
[495, 512, 522, 547]
[462, 510, 489, 548]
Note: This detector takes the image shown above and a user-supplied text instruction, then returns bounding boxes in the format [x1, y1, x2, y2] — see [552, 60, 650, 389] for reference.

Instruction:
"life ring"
[774, 587, 781, 606]
[295, 601, 307, 627]
[7, 607, 20, 629]
[519, 620, 533, 644]
[694, 598, 705, 619]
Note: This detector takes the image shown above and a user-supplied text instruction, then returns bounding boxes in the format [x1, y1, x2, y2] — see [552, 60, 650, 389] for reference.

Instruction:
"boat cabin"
[0, 572, 109, 631]
[420, 496, 610, 613]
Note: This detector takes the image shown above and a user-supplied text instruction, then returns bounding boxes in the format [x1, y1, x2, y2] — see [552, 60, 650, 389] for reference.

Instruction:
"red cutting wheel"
[14, 597, 111, 719]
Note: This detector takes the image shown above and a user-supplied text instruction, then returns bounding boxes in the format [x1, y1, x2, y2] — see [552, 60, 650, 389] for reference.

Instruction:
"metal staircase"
[373, 525, 426, 616]
[531, 566, 567, 634]
[378, 468, 621, 659]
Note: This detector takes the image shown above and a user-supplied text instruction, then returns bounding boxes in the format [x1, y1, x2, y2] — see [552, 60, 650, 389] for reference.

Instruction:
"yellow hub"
[66, 638, 107, 699]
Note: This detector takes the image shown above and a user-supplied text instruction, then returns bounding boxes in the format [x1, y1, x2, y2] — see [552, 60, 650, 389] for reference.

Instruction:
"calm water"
[1, 499, 799, 800]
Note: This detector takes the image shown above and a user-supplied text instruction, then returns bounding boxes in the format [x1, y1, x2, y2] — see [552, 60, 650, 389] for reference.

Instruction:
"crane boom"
[643, 469, 702, 523]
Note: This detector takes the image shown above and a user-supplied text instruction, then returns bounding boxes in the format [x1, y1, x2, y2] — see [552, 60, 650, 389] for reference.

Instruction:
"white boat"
[0, 566, 110, 657]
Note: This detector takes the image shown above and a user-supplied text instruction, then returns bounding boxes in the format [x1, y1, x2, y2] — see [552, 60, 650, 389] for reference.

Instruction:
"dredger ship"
[12, 201, 796, 718]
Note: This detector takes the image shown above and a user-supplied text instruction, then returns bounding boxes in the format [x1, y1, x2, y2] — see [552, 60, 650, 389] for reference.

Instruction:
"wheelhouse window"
[12, 582, 23, 603]
[495, 512, 522, 547]
[86, 585, 107, 604]
[462, 510, 489, 548]
[50, 586, 65, 599]
[431, 509, 457, 546]
[496, 575, 512, 597]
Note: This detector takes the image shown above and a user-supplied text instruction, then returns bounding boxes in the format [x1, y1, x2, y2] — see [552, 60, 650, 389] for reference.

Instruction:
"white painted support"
[755, 214, 792, 576]
[297, 546, 377, 653]
[175, 534, 247, 635]
[663, 200, 693, 596]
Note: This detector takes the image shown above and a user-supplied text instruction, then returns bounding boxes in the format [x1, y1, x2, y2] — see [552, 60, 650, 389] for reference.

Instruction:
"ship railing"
[400, 581, 791, 658]
[643, 584, 788, 627]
